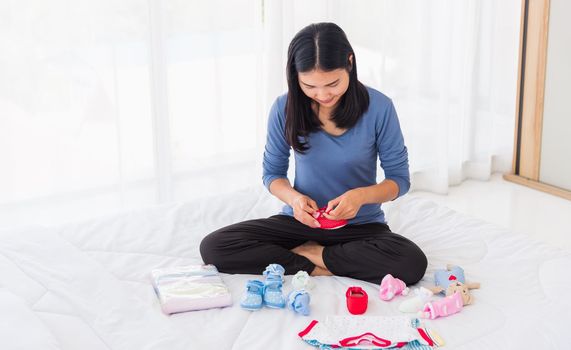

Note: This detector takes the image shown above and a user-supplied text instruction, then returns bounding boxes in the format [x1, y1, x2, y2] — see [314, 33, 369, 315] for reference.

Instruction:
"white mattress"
[1, 186, 570, 349]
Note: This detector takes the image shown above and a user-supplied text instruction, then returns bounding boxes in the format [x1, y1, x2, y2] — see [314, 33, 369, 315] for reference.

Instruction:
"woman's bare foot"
[291, 241, 324, 267]
[311, 265, 334, 276]
[291, 241, 333, 276]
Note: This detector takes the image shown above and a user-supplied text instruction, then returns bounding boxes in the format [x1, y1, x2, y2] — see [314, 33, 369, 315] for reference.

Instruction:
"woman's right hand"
[291, 195, 321, 228]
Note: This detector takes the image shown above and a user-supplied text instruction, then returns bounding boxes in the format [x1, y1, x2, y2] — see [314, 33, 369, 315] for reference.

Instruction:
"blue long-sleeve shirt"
[262, 86, 410, 224]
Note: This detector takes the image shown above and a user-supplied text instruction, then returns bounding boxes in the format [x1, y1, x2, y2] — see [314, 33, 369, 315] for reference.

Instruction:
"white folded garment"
[151, 264, 232, 314]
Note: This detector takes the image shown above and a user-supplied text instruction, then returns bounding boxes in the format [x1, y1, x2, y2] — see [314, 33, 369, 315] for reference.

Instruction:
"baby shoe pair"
[240, 264, 286, 311]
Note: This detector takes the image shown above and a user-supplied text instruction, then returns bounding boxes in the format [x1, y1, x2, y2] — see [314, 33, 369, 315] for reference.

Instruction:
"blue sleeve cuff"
[261, 96, 290, 193]
[385, 175, 410, 199]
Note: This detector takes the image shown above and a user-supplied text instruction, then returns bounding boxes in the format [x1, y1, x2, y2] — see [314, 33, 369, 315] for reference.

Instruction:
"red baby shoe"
[346, 286, 368, 315]
[313, 207, 348, 230]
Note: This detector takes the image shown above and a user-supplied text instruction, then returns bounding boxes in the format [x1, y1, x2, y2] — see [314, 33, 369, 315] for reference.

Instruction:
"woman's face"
[298, 68, 350, 109]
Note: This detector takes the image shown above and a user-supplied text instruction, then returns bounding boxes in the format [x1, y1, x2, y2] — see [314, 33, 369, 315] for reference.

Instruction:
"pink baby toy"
[379, 274, 409, 301]
[419, 291, 464, 319]
[418, 264, 480, 319]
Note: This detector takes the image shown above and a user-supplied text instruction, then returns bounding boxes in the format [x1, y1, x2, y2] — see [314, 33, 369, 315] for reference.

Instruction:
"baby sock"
[398, 287, 433, 313]
[379, 274, 409, 301]
[288, 290, 311, 316]
[292, 270, 314, 291]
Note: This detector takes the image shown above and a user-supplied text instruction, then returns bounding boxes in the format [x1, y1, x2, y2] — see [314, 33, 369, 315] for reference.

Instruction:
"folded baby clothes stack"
[151, 264, 232, 314]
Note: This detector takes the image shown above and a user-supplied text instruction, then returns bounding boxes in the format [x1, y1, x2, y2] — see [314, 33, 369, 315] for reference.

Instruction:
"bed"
[1, 186, 570, 349]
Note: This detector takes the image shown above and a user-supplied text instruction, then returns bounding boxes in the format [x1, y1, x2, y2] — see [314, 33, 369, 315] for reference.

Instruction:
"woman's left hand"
[323, 188, 366, 220]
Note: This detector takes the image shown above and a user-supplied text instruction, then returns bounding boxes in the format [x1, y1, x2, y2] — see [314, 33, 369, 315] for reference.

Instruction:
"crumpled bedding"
[1, 186, 569, 349]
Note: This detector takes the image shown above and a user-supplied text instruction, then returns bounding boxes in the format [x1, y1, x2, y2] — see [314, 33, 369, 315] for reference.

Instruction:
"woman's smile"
[315, 96, 336, 105]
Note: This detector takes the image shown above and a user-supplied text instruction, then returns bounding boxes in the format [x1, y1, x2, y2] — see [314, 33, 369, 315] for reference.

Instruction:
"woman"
[200, 23, 427, 285]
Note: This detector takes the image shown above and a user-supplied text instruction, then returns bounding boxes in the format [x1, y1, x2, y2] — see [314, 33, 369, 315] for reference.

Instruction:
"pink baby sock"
[379, 274, 409, 301]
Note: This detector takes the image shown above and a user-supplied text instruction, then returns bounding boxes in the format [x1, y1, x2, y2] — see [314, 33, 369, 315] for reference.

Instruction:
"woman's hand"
[323, 188, 366, 220]
[291, 194, 321, 228]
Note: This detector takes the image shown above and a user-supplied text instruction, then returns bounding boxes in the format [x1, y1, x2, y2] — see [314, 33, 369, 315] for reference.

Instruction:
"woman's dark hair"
[285, 22, 369, 153]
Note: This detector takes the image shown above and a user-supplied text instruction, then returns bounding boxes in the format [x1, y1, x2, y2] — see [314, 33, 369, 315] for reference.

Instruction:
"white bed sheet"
[1, 186, 570, 349]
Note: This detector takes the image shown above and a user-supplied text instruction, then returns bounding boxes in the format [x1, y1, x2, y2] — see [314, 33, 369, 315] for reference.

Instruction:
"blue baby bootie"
[240, 280, 264, 311]
[263, 279, 286, 308]
[287, 290, 311, 316]
[263, 263, 285, 283]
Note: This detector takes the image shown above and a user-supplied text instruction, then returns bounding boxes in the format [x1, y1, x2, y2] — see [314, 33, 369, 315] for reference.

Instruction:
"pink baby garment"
[151, 264, 232, 314]
[421, 291, 463, 319]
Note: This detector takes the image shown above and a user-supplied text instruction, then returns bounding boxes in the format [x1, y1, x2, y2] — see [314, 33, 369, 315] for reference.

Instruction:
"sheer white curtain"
[0, 0, 265, 227]
[0, 0, 520, 229]
[272, 0, 521, 193]
[0, 0, 157, 227]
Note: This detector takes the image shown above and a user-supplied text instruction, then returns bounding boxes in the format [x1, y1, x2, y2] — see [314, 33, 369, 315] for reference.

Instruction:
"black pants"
[199, 215, 427, 285]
